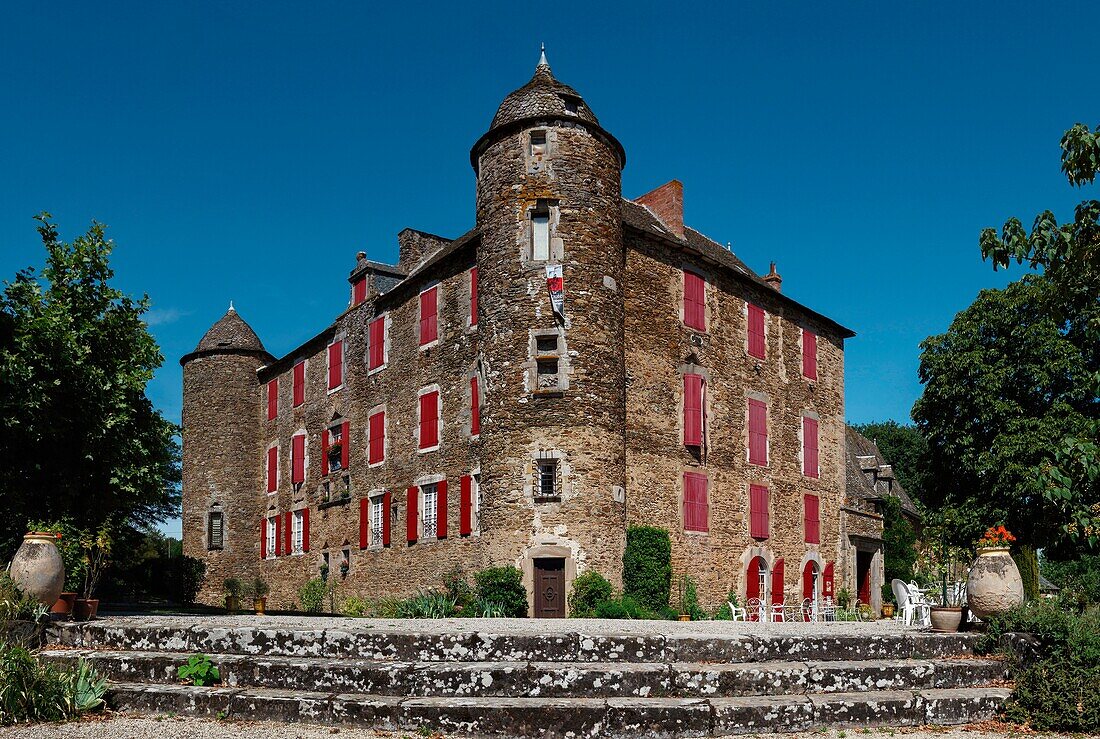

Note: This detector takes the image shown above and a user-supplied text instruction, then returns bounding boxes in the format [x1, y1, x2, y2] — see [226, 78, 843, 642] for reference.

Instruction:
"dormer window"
[561, 95, 580, 114]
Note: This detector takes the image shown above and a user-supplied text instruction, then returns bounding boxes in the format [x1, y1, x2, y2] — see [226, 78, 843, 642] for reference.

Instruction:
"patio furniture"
[820, 596, 837, 622]
[746, 597, 764, 622]
[892, 578, 917, 625]
[800, 597, 816, 622]
[769, 602, 786, 622]
[905, 582, 932, 626]
[726, 601, 747, 621]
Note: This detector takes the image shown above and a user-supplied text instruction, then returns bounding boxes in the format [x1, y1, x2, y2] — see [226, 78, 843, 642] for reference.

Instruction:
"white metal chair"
[905, 582, 932, 627]
[820, 596, 837, 622]
[769, 601, 786, 622]
[746, 597, 763, 622]
[892, 578, 915, 625]
[800, 597, 817, 623]
[727, 601, 747, 622]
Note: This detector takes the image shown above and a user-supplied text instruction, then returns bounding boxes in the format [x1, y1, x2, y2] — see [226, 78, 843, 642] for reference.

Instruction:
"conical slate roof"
[193, 306, 267, 354]
[489, 50, 601, 130]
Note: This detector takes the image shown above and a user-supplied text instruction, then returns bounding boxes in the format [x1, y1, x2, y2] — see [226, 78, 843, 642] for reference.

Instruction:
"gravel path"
[0, 716, 1046, 739]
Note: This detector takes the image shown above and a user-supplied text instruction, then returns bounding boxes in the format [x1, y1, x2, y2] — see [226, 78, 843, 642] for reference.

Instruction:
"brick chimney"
[764, 262, 782, 292]
[635, 180, 684, 240]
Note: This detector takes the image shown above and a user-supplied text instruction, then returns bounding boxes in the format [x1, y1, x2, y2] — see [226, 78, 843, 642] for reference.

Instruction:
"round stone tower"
[471, 51, 628, 612]
[180, 306, 273, 604]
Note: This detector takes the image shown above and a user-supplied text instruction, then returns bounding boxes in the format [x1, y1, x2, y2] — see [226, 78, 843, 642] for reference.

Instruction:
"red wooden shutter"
[328, 340, 343, 390]
[352, 277, 367, 305]
[341, 421, 350, 470]
[471, 377, 480, 436]
[803, 417, 819, 478]
[260, 517, 267, 559]
[302, 508, 310, 552]
[805, 493, 820, 544]
[748, 399, 767, 465]
[749, 484, 769, 539]
[359, 498, 369, 549]
[382, 491, 392, 546]
[470, 267, 478, 326]
[267, 379, 278, 420]
[420, 391, 439, 449]
[746, 557, 761, 619]
[803, 561, 815, 600]
[683, 472, 709, 532]
[460, 475, 472, 536]
[419, 287, 438, 345]
[274, 515, 282, 556]
[320, 429, 330, 474]
[802, 329, 818, 380]
[823, 562, 835, 597]
[406, 486, 418, 543]
[437, 479, 448, 539]
[369, 411, 385, 465]
[293, 361, 305, 407]
[266, 446, 278, 493]
[683, 270, 705, 330]
[368, 317, 385, 370]
[748, 304, 766, 359]
[771, 558, 785, 606]
[284, 511, 292, 554]
[291, 434, 305, 484]
[683, 374, 703, 446]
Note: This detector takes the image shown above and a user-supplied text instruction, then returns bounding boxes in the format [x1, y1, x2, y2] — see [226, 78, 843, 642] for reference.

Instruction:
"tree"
[979, 123, 1100, 550]
[881, 495, 918, 596]
[912, 276, 1092, 547]
[852, 421, 930, 504]
[0, 214, 180, 557]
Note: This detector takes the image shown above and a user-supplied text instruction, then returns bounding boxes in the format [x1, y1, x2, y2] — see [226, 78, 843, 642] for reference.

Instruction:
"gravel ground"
[0, 716, 1051, 739]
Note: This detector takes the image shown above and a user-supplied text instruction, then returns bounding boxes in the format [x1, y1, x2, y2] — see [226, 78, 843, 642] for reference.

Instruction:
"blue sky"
[2, 2, 1096, 536]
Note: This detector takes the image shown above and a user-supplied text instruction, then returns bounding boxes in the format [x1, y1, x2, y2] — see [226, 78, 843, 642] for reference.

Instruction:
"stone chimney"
[764, 262, 782, 292]
[635, 180, 684, 240]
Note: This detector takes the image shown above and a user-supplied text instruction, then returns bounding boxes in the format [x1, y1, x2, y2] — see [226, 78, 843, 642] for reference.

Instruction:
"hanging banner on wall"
[546, 264, 565, 318]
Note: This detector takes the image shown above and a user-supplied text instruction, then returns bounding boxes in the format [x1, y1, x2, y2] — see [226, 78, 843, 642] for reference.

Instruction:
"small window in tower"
[535, 460, 558, 500]
[531, 206, 550, 262]
[530, 130, 547, 157]
[537, 359, 559, 389]
[536, 335, 558, 355]
[207, 511, 224, 551]
[562, 95, 580, 114]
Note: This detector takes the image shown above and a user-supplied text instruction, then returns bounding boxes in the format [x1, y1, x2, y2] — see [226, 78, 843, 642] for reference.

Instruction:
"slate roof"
[845, 426, 921, 519]
[490, 56, 600, 130]
[193, 308, 267, 353]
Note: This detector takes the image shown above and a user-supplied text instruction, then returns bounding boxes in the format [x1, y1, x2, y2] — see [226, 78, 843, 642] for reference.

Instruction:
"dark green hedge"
[569, 571, 613, 618]
[622, 526, 671, 612]
[474, 566, 527, 618]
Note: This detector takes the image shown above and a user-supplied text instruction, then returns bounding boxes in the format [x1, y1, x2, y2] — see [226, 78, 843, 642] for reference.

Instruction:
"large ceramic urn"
[9, 532, 66, 607]
[966, 547, 1024, 620]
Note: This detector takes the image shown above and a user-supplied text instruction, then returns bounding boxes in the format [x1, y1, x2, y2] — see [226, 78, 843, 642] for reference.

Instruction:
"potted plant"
[966, 525, 1024, 620]
[251, 577, 269, 615]
[836, 587, 852, 610]
[73, 526, 111, 621]
[880, 585, 895, 619]
[327, 442, 343, 471]
[1, 573, 50, 648]
[224, 578, 242, 614]
[30, 520, 88, 617]
[929, 585, 965, 632]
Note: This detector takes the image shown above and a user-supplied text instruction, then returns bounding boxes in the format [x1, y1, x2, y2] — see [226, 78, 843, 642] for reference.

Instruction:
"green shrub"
[1041, 554, 1100, 608]
[464, 598, 509, 618]
[474, 567, 527, 618]
[26, 520, 85, 593]
[394, 591, 458, 619]
[298, 578, 326, 614]
[162, 556, 205, 605]
[593, 595, 657, 620]
[981, 599, 1100, 731]
[712, 591, 741, 620]
[674, 575, 707, 620]
[881, 496, 917, 591]
[0, 573, 49, 624]
[622, 526, 671, 612]
[443, 567, 475, 613]
[341, 596, 369, 617]
[569, 571, 613, 618]
[177, 654, 220, 686]
[0, 643, 105, 725]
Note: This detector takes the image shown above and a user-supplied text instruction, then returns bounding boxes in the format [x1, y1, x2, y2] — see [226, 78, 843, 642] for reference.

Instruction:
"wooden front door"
[533, 558, 566, 618]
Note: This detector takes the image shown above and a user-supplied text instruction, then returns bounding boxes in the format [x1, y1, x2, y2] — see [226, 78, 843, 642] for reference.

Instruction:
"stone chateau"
[182, 52, 877, 616]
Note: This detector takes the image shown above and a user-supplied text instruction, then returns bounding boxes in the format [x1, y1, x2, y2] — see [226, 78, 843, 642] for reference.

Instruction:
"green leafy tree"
[912, 276, 1092, 547]
[0, 215, 180, 557]
[852, 421, 930, 504]
[979, 123, 1100, 550]
[881, 495, 918, 592]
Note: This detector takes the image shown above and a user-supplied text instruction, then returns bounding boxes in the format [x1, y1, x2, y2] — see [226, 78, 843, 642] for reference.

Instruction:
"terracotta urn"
[966, 547, 1024, 620]
[9, 533, 65, 607]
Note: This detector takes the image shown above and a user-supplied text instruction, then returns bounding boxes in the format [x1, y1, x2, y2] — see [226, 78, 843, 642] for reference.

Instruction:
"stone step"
[104, 681, 1012, 737]
[41, 649, 1006, 698]
[50, 621, 980, 664]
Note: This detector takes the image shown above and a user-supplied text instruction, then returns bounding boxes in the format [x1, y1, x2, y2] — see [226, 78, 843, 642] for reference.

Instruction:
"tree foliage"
[912, 277, 1093, 547]
[977, 123, 1100, 550]
[851, 421, 930, 504]
[0, 215, 180, 558]
[622, 526, 672, 612]
[881, 495, 918, 589]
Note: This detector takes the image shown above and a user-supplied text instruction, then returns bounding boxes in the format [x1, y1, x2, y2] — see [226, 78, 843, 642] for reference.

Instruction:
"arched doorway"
[746, 556, 769, 621]
[802, 560, 820, 621]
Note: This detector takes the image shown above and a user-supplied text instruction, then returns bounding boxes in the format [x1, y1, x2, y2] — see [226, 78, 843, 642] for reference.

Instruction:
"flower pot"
[51, 592, 77, 616]
[929, 606, 962, 633]
[966, 547, 1024, 620]
[9, 533, 65, 607]
[254, 597, 266, 616]
[73, 598, 99, 622]
[225, 595, 240, 614]
[882, 603, 895, 619]
[677, 614, 691, 622]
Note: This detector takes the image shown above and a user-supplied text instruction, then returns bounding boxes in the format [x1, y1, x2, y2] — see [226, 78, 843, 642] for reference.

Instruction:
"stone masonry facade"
[181, 53, 865, 615]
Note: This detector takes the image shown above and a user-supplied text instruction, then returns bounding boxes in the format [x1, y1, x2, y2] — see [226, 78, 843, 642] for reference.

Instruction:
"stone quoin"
[181, 51, 884, 616]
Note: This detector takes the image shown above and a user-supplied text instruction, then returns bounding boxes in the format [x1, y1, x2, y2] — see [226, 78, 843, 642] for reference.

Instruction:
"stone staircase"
[44, 618, 1011, 737]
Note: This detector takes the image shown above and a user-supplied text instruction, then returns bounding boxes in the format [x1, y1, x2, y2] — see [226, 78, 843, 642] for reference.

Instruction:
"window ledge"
[533, 390, 564, 398]
[319, 497, 351, 510]
[533, 495, 561, 504]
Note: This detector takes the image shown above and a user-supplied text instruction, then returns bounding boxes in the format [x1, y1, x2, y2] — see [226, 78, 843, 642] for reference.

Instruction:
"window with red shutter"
[267, 379, 278, 420]
[436, 479, 448, 539]
[805, 493, 820, 544]
[320, 428, 330, 474]
[302, 508, 310, 552]
[748, 304, 766, 359]
[260, 517, 267, 559]
[749, 484, 769, 539]
[283, 511, 292, 554]
[340, 421, 350, 470]
[328, 340, 343, 390]
[293, 361, 305, 407]
[266, 445, 278, 493]
[382, 491, 392, 546]
[460, 475, 472, 536]
[291, 433, 306, 484]
[683, 472, 709, 532]
[419, 389, 439, 450]
[368, 316, 386, 371]
[273, 514, 282, 556]
[803, 416, 819, 478]
[802, 329, 818, 380]
[683, 270, 706, 331]
[748, 399, 768, 465]
[352, 277, 367, 306]
[470, 267, 478, 327]
[683, 373, 703, 447]
[368, 410, 385, 465]
[471, 377, 480, 437]
[406, 486, 418, 543]
[823, 562, 835, 598]
[419, 286, 438, 346]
